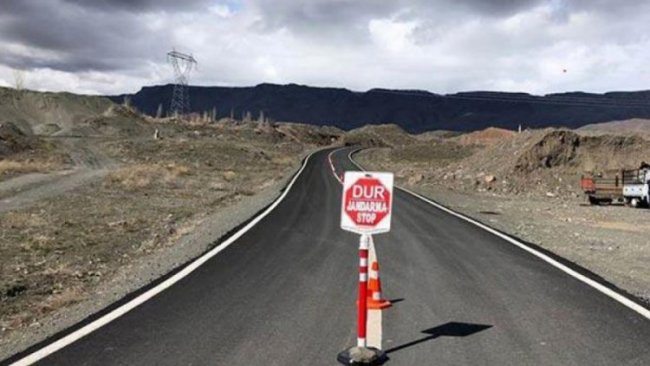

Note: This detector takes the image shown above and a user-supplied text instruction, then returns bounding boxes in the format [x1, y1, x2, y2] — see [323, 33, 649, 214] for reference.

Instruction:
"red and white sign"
[341, 171, 394, 234]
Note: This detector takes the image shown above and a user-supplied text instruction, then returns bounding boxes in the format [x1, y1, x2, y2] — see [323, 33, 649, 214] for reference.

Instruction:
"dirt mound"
[344, 124, 415, 147]
[359, 126, 650, 198]
[275, 123, 342, 145]
[578, 119, 650, 137]
[514, 130, 580, 171]
[515, 130, 650, 173]
[0, 87, 150, 137]
[453, 127, 516, 146]
[452, 128, 650, 176]
[0, 122, 35, 157]
[415, 130, 462, 141]
[436, 128, 650, 197]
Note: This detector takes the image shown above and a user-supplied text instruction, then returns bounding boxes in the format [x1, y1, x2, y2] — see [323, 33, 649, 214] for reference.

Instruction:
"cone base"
[367, 299, 392, 310]
[337, 346, 388, 365]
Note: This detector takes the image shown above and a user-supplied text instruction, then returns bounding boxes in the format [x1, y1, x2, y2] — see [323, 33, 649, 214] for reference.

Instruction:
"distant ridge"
[108, 83, 650, 133]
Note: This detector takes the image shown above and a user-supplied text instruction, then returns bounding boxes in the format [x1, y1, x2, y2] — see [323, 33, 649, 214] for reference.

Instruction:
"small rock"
[108, 220, 127, 228]
[209, 182, 228, 191]
[408, 173, 424, 185]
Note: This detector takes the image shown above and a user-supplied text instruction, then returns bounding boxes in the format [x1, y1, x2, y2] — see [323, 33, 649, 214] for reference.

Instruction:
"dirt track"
[0, 137, 116, 214]
[0, 111, 336, 359]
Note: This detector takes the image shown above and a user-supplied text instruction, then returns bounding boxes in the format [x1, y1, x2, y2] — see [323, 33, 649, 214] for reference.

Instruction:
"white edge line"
[10, 149, 322, 366]
[347, 149, 650, 321]
[328, 149, 343, 184]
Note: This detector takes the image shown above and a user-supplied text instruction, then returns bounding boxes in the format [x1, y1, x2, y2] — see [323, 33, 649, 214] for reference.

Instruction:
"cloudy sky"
[1, 0, 649, 95]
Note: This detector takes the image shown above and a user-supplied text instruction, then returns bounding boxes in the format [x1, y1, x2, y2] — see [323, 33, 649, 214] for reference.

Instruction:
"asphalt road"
[7, 147, 650, 365]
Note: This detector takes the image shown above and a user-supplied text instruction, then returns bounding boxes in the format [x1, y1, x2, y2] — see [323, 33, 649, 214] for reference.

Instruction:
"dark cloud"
[0, 0, 170, 72]
[0, 0, 601, 74]
[250, 0, 545, 30]
[0, 53, 124, 73]
[60, 0, 212, 12]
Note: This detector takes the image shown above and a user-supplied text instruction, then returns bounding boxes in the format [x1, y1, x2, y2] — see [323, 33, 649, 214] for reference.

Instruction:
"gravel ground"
[356, 150, 650, 305]
[0, 146, 320, 361]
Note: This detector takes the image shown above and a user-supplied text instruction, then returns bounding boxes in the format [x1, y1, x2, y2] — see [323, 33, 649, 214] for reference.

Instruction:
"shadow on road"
[385, 322, 492, 354]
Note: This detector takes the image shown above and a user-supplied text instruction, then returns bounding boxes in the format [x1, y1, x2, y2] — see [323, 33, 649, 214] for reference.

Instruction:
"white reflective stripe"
[357, 337, 367, 347]
[369, 271, 378, 279]
[373, 292, 381, 300]
[366, 309, 382, 350]
[359, 273, 368, 282]
[360, 258, 368, 267]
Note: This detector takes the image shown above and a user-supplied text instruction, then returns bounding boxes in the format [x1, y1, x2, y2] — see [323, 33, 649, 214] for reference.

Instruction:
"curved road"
[5, 148, 650, 365]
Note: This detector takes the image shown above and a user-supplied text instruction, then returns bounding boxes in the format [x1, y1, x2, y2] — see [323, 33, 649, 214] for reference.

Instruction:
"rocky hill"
[355, 127, 650, 198]
[0, 87, 150, 137]
[109, 84, 650, 133]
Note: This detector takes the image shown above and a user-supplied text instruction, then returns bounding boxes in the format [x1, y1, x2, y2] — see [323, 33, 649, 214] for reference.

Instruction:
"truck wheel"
[588, 196, 598, 205]
[631, 198, 640, 208]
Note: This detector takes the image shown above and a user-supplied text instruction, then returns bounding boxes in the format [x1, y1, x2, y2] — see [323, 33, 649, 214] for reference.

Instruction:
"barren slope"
[355, 127, 650, 308]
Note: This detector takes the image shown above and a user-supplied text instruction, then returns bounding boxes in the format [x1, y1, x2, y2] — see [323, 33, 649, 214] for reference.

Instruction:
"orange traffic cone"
[367, 261, 391, 310]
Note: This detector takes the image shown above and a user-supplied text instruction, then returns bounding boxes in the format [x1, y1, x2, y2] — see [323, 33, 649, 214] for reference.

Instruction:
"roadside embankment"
[355, 136, 650, 306]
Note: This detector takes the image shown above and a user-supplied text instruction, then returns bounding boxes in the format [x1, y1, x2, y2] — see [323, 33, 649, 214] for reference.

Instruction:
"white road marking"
[347, 149, 650, 321]
[328, 150, 343, 184]
[10, 150, 321, 366]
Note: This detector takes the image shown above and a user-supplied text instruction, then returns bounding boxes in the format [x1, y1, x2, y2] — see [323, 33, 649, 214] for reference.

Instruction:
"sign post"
[337, 171, 393, 365]
[357, 234, 370, 348]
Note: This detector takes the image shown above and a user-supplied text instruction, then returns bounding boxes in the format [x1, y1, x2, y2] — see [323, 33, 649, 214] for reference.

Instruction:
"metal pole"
[357, 234, 369, 348]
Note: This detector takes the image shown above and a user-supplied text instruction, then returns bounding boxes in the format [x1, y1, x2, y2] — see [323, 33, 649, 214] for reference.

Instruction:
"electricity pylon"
[167, 50, 197, 116]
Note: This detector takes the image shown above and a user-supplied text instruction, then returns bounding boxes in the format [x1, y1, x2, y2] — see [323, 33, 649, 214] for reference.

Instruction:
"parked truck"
[580, 173, 623, 205]
[622, 168, 650, 207]
[581, 165, 650, 207]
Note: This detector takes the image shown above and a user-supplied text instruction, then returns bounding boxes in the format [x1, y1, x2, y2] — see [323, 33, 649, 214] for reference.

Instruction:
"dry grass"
[591, 221, 650, 233]
[39, 287, 87, 314]
[106, 163, 192, 190]
[271, 156, 294, 165]
[222, 170, 237, 182]
[0, 159, 57, 176]
[2, 212, 48, 229]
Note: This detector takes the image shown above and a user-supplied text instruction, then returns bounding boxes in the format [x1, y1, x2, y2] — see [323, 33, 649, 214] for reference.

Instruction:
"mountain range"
[109, 83, 650, 133]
